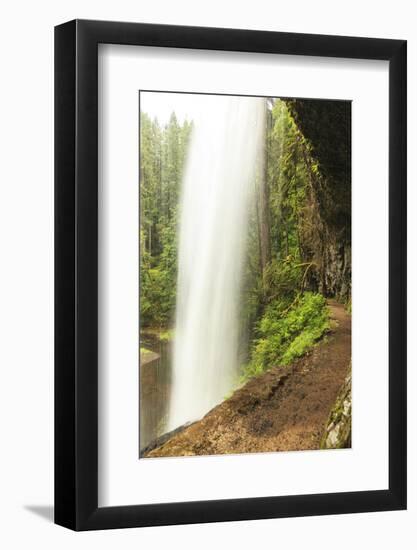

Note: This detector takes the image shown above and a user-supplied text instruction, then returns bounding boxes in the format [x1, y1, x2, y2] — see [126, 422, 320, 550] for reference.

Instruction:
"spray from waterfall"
[168, 96, 266, 431]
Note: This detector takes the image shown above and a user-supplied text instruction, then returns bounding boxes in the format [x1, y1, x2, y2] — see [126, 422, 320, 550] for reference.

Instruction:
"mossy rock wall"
[320, 367, 352, 449]
[286, 99, 351, 300]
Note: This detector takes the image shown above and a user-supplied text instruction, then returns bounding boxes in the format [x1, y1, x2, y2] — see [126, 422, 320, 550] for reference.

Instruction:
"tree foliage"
[140, 112, 192, 326]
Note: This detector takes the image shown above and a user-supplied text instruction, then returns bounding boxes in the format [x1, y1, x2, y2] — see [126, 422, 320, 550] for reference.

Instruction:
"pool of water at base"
[139, 332, 172, 455]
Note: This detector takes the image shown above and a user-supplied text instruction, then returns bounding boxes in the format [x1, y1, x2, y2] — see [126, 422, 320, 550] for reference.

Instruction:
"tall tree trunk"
[259, 100, 271, 278]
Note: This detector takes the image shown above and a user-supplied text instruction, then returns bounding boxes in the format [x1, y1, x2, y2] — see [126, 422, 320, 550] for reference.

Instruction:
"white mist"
[168, 95, 265, 430]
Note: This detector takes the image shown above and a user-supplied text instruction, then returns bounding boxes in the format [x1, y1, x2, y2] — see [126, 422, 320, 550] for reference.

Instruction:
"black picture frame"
[55, 19, 407, 531]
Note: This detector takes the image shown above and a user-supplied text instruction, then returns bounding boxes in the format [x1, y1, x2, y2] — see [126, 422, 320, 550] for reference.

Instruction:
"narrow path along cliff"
[145, 300, 351, 457]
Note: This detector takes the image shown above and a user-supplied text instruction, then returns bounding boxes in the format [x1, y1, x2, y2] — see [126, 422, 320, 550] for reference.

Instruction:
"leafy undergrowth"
[241, 292, 330, 382]
[159, 328, 174, 342]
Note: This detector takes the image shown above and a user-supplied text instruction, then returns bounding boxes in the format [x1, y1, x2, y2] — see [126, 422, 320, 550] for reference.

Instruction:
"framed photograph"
[55, 20, 406, 530]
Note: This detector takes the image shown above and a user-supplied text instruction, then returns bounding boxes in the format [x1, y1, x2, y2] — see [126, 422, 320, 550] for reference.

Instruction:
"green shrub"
[242, 292, 330, 381]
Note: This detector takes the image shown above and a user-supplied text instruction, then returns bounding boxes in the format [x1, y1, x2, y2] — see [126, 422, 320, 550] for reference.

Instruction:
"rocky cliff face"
[286, 99, 351, 300]
[320, 367, 352, 449]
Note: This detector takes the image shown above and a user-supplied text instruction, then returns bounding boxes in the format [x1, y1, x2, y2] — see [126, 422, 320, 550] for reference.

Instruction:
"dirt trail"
[145, 300, 351, 457]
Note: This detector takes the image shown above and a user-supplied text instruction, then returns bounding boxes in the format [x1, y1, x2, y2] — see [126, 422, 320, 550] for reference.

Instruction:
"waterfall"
[168, 95, 266, 431]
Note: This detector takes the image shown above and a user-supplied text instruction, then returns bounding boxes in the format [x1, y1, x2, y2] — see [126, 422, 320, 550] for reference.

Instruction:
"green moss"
[345, 297, 352, 315]
[241, 292, 330, 382]
[140, 347, 152, 356]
